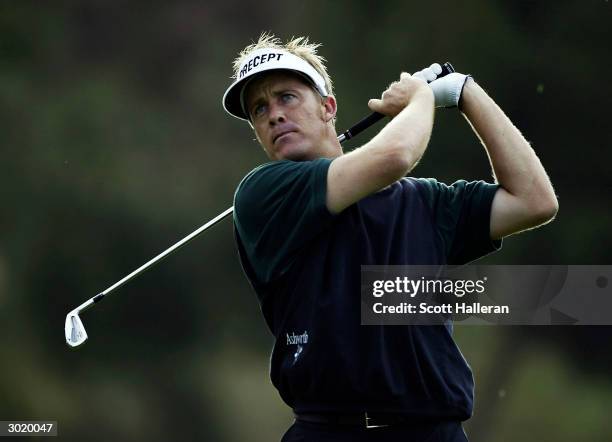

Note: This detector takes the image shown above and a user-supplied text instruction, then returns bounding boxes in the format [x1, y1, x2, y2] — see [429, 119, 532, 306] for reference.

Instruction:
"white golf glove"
[413, 63, 471, 108]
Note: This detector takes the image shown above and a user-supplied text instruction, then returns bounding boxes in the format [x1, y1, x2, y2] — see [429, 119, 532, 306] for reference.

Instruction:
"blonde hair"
[232, 32, 334, 97]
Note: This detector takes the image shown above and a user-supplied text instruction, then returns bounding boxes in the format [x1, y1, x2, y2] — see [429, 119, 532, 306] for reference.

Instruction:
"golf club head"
[65, 310, 88, 348]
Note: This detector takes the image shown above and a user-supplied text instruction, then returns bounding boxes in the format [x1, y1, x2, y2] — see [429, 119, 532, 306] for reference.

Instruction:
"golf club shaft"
[77, 61, 455, 313]
[77, 207, 234, 313]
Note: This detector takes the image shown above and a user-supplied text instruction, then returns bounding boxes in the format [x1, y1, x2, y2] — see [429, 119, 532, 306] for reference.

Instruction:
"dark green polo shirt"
[233, 158, 501, 419]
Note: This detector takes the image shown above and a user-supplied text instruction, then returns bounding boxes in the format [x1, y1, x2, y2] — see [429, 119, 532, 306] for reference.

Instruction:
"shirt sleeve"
[416, 178, 502, 265]
[233, 158, 334, 283]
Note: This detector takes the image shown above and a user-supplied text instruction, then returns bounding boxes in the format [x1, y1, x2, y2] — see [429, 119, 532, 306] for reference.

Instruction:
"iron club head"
[65, 310, 88, 348]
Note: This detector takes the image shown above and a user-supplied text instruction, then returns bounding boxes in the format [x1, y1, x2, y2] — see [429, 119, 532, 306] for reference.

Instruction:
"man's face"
[244, 71, 336, 161]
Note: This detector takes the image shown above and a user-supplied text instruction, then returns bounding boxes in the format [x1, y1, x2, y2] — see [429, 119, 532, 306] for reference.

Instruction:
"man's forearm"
[367, 87, 435, 174]
[326, 84, 434, 214]
[460, 79, 557, 213]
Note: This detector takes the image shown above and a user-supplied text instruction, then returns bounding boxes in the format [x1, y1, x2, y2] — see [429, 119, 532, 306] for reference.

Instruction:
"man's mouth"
[273, 130, 296, 144]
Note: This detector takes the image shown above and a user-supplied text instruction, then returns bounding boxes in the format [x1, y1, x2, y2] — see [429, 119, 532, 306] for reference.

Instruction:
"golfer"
[223, 34, 557, 442]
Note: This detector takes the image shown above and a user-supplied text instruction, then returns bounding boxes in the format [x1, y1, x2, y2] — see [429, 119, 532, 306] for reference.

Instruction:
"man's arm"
[326, 73, 434, 214]
[460, 78, 558, 240]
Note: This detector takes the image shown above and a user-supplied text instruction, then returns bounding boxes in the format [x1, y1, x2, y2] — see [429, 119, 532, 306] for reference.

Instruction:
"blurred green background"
[1, 1, 611, 441]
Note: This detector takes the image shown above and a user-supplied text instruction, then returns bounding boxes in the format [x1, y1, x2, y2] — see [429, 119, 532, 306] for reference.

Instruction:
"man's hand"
[413, 63, 470, 108]
[367, 72, 430, 117]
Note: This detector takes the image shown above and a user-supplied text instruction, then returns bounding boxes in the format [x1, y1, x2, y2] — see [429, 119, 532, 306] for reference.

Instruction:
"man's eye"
[252, 104, 266, 118]
[281, 93, 296, 103]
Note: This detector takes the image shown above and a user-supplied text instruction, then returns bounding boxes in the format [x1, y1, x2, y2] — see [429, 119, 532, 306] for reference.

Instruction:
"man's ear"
[322, 95, 337, 123]
[251, 127, 273, 158]
[252, 128, 264, 149]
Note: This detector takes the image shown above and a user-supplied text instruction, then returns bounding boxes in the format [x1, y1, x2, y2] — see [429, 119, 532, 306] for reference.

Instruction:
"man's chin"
[275, 143, 312, 162]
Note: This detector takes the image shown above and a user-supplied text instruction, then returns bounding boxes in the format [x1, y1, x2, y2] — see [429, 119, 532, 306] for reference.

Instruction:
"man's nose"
[268, 103, 286, 125]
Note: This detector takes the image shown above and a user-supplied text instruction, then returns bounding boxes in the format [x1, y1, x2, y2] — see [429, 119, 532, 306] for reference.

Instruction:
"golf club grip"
[338, 62, 454, 143]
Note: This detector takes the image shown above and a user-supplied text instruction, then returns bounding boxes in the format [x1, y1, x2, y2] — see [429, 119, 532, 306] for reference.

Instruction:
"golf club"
[65, 62, 455, 348]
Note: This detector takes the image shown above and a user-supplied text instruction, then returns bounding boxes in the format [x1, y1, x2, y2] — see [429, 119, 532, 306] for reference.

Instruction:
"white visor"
[222, 48, 328, 121]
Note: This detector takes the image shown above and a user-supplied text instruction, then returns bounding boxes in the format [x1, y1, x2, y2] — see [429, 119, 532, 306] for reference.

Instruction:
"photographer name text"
[373, 302, 509, 315]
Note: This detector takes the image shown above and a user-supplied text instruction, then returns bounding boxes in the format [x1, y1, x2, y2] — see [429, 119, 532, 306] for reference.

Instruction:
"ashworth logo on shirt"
[286, 331, 309, 345]
[286, 331, 309, 363]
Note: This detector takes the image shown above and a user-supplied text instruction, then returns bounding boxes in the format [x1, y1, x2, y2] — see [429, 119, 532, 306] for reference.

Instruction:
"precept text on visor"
[239, 53, 285, 78]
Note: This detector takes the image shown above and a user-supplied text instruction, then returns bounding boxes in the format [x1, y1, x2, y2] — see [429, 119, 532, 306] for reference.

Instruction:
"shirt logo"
[286, 331, 309, 345]
[286, 331, 309, 364]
